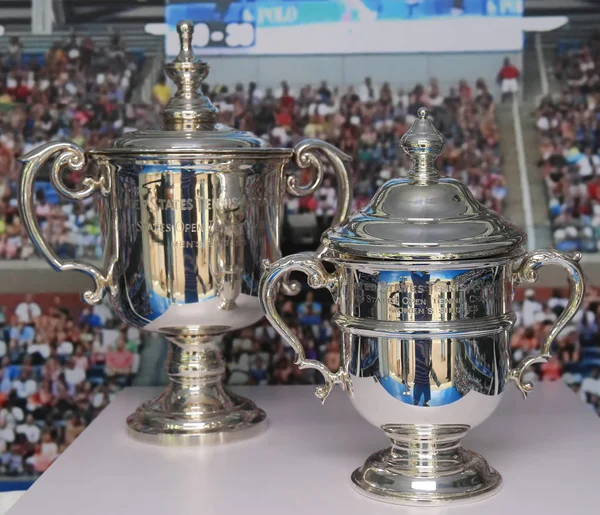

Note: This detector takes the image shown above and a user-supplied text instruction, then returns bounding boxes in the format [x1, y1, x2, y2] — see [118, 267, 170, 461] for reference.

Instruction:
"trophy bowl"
[260, 108, 585, 504]
[18, 21, 351, 444]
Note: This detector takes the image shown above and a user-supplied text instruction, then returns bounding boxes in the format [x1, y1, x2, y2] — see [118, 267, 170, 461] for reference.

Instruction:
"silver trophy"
[260, 108, 585, 505]
[18, 20, 351, 444]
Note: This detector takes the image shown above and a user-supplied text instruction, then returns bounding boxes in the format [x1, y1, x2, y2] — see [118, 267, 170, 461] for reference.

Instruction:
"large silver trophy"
[261, 108, 585, 505]
[18, 21, 350, 443]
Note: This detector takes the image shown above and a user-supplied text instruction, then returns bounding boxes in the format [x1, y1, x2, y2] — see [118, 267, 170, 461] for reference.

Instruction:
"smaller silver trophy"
[19, 20, 351, 444]
[261, 108, 585, 505]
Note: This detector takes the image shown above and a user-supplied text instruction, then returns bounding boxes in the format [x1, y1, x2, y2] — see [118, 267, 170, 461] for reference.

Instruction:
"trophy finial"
[162, 20, 216, 131]
[176, 20, 194, 58]
[417, 107, 428, 119]
[400, 106, 445, 181]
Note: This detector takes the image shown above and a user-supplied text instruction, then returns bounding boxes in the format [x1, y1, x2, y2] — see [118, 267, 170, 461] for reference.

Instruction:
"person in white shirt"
[359, 77, 377, 103]
[536, 116, 551, 132]
[581, 368, 600, 404]
[16, 414, 41, 445]
[0, 419, 15, 448]
[126, 326, 141, 345]
[40, 431, 58, 461]
[548, 288, 568, 315]
[64, 359, 86, 388]
[93, 301, 113, 326]
[315, 178, 337, 223]
[521, 289, 543, 328]
[13, 370, 37, 399]
[56, 339, 74, 356]
[27, 340, 51, 360]
[0, 405, 23, 428]
[577, 147, 600, 181]
[14, 294, 42, 325]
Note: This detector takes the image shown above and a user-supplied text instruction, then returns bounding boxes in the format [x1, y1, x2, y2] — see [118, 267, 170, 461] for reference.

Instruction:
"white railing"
[512, 95, 536, 251]
[535, 32, 550, 97]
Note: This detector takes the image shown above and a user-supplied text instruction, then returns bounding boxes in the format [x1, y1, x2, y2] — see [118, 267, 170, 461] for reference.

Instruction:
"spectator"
[64, 414, 85, 447]
[152, 75, 171, 106]
[14, 294, 41, 325]
[64, 359, 86, 388]
[13, 369, 37, 401]
[497, 57, 520, 102]
[39, 431, 58, 464]
[581, 367, 600, 405]
[16, 414, 41, 445]
[8, 36, 23, 67]
[105, 337, 133, 379]
[540, 356, 562, 381]
[521, 289, 543, 327]
[0, 419, 15, 450]
[4, 444, 24, 476]
[297, 292, 322, 326]
[25, 444, 54, 475]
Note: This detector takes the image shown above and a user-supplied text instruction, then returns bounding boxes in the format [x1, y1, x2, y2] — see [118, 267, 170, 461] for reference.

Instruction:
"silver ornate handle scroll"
[260, 253, 351, 402]
[19, 142, 112, 305]
[281, 140, 352, 296]
[287, 139, 352, 230]
[510, 250, 585, 398]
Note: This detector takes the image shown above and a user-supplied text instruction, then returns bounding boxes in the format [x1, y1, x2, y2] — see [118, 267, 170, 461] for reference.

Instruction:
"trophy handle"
[260, 253, 351, 402]
[510, 250, 585, 398]
[282, 140, 352, 296]
[19, 142, 112, 305]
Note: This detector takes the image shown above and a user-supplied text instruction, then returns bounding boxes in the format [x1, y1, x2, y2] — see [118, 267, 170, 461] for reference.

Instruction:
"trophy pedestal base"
[351, 424, 501, 506]
[126, 329, 267, 445]
[126, 387, 267, 445]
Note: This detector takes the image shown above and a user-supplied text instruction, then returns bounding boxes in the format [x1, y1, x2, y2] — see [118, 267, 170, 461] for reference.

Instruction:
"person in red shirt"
[279, 82, 295, 112]
[275, 107, 292, 129]
[497, 57, 520, 102]
[7, 77, 31, 104]
[540, 356, 562, 381]
[587, 175, 600, 202]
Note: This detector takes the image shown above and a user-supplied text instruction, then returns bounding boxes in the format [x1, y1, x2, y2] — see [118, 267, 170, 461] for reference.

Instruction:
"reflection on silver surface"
[18, 21, 351, 444]
[260, 108, 586, 505]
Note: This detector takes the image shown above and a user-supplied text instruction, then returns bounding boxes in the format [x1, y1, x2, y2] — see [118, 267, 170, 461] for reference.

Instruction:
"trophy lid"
[109, 20, 271, 151]
[321, 108, 526, 262]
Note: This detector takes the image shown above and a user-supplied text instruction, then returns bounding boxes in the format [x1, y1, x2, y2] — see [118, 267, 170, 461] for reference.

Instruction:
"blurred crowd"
[536, 35, 600, 252]
[0, 295, 141, 477]
[198, 75, 506, 242]
[2, 31, 506, 260]
[511, 287, 600, 416]
[0, 34, 148, 261]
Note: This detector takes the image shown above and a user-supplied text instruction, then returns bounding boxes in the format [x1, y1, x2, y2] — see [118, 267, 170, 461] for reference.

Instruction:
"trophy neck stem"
[382, 424, 470, 476]
[408, 154, 440, 182]
[164, 335, 226, 386]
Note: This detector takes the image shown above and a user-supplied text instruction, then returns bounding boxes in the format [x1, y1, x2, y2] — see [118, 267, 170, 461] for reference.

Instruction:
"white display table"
[8, 383, 600, 515]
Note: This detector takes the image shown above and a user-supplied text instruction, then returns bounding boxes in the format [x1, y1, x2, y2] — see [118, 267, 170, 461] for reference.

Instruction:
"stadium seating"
[0, 294, 142, 477]
[537, 36, 600, 252]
